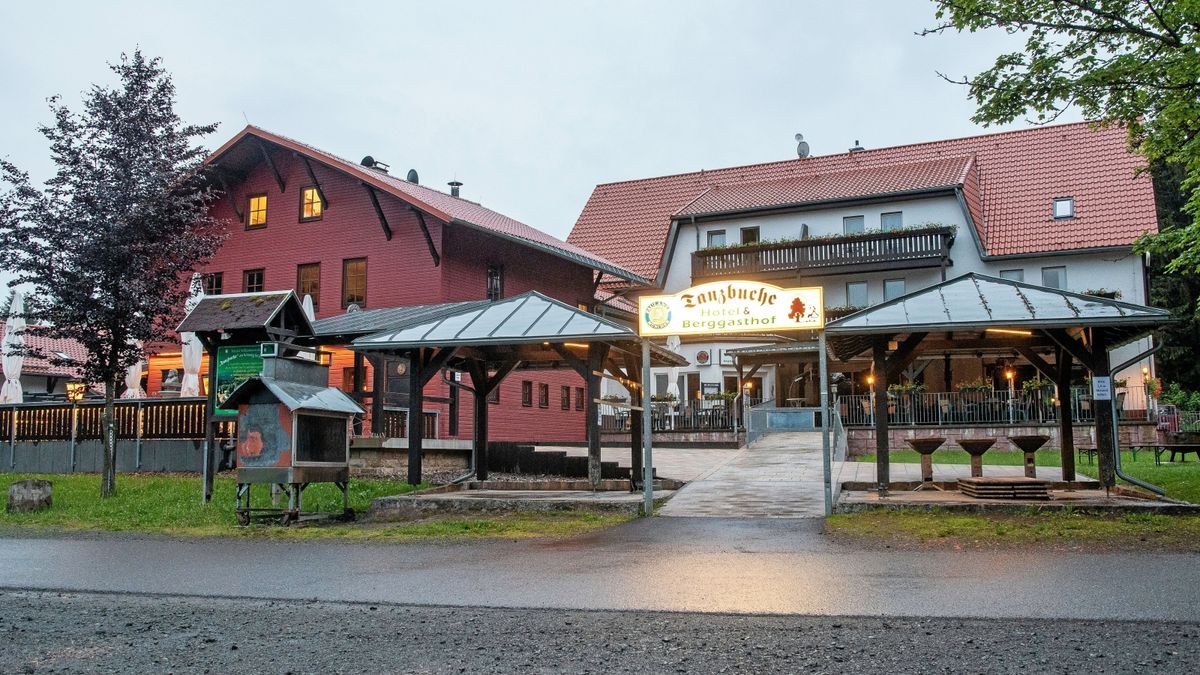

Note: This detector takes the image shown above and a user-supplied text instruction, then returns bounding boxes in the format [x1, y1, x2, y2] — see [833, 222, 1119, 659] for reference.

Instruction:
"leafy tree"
[0, 50, 226, 497]
[925, 1, 1200, 273]
[1148, 161, 1200, 390]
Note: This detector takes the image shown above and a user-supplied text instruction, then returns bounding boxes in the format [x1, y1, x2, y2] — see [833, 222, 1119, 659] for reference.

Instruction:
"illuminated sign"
[638, 281, 824, 337]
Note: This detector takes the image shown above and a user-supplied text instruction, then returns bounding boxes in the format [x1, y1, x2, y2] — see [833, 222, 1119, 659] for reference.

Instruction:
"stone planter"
[1009, 435, 1050, 478]
[7, 479, 53, 513]
[906, 437, 946, 485]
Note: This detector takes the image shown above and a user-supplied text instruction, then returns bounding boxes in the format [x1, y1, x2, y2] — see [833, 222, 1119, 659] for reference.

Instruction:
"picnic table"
[1148, 443, 1200, 466]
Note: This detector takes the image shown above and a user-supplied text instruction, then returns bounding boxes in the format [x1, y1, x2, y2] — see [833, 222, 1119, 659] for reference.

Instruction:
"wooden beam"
[1042, 329, 1096, 372]
[586, 343, 609, 488]
[872, 338, 890, 495]
[295, 154, 330, 207]
[216, 172, 243, 223]
[549, 343, 590, 378]
[1055, 347, 1076, 481]
[410, 208, 441, 267]
[623, 351, 644, 490]
[418, 347, 458, 385]
[255, 139, 286, 193]
[362, 183, 393, 240]
[1015, 347, 1057, 381]
[884, 332, 928, 379]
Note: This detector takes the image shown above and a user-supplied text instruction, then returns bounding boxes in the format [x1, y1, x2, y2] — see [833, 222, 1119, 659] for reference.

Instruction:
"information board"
[214, 344, 264, 416]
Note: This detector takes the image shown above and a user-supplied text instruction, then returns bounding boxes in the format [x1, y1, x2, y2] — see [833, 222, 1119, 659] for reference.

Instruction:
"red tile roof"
[568, 121, 1157, 282]
[207, 127, 647, 284]
[675, 156, 973, 217]
[0, 322, 86, 378]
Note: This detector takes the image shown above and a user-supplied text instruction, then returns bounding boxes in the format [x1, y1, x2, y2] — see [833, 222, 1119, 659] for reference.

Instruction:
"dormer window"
[1053, 197, 1075, 219]
[300, 186, 324, 221]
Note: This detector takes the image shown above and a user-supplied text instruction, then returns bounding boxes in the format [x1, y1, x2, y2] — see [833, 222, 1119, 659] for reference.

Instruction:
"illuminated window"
[247, 194, 267, 228]
[300, 186, 323, 221]
[342, 258, 366, 308]
[202, 272, 223, 296]
[243, 269, 264, 293]
[297, 263, 320, 312]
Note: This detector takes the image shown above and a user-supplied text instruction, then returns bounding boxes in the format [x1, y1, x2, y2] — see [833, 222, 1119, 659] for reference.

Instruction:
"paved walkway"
[537, 445, 735, 482]
[658, 432, 829, 518]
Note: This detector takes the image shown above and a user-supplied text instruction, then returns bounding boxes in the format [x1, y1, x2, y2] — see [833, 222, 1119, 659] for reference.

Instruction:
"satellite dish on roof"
[406, 169, 419, 184]
[795, 133, 810, 159]
[346, 303, 362, 313]
[361, 156, 376, 168]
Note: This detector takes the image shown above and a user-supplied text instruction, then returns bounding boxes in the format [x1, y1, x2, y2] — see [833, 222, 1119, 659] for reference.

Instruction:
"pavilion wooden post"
[201, 342, 219, 503]
[1091, 330, 1117, 489]
[466, 360, 518, 482]
[1055, 349, 1076, 481]
[872, 338, 890, 495]
[585, 343, 609, 489]
[369, 355, 385, 435]
[623, 352, 644, 490]
[406, 349, 425, 486]
[352, 352, 366, 436]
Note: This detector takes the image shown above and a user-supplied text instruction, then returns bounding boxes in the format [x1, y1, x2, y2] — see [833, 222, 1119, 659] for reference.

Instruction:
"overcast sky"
[1, 0, 1075, 285]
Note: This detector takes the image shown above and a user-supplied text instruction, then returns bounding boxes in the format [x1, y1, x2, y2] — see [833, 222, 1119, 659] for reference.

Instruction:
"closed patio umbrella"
[1, 290, 25, 404]
[120, 359, 146, 399]
[179, 274, 205, 398]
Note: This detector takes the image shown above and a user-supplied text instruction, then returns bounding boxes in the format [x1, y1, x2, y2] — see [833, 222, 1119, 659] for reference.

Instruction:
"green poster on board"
[214, 345, 263, 416]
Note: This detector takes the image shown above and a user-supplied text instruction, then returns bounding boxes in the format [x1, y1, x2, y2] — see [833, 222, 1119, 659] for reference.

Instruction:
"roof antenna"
[795, 133, 810, 158]
[242, 111, 250, 125]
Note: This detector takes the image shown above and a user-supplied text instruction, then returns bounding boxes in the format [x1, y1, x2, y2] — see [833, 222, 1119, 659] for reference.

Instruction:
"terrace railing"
[378, 408, 439, 439]
[0, 398, 233, 443]
[840, 387, 1153, 428]
[598, 398, 762, 434]
[691, 226, 955, 280]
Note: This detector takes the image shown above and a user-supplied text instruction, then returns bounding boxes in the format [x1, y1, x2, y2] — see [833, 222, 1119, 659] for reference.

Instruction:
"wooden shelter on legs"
[347, 291, 687, 486]
[824, 273, 1173, 494]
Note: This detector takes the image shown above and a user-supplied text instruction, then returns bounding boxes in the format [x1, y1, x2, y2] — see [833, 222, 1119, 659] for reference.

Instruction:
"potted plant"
[957, 377, 992, 394]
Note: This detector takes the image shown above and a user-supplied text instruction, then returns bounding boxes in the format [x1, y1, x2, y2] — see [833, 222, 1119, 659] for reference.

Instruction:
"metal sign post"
[642, 338, 654, 515]
[818, 330, 832, 515]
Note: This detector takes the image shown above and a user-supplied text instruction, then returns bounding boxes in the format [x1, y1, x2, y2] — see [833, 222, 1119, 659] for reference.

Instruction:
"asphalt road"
[3, 517, 1200, 621]
[3, 590, 1197, 674]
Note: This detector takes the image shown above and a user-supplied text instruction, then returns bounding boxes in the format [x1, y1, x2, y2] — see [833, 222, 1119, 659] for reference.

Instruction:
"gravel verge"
[2, 590, 1196, 674]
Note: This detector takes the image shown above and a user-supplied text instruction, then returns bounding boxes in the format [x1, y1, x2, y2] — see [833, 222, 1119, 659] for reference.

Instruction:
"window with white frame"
[883, 278, 906, 301]
[1053, 197, 1075, 219]
[1041, 266, 1067, 289]
[999, 269, 1024, 282]
[843, 215, 865, 235]
[846, 281, 869, 307]
[706, 230, 727, 248]
[880, 211, 903, 231]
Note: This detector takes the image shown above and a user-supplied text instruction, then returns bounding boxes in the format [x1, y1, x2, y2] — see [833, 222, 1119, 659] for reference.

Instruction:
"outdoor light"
[986, 328, 1033, 337]
[66, 381, 86, 402]
[867, 374, 876, 386]
[1005, 369, 1014, 380]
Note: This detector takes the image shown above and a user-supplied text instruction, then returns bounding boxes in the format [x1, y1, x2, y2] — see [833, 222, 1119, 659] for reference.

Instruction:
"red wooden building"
[147, 126, 646, 444]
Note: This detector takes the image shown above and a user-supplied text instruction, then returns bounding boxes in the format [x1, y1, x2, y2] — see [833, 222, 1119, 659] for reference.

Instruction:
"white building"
[571, 122, 1158, 412]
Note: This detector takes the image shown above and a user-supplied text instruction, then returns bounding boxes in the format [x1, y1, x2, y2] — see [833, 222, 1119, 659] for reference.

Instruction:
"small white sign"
[1092, 376, 1113, 401]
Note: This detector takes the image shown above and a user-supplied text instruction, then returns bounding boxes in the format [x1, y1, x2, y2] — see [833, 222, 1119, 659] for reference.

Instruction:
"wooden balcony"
[691, 225, 956, 281]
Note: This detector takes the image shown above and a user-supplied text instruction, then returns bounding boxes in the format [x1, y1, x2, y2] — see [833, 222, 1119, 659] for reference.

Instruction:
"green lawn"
[0, 472, 633, 540]
[826, 510, 1200, 552]
[856, 449, 1200, 503]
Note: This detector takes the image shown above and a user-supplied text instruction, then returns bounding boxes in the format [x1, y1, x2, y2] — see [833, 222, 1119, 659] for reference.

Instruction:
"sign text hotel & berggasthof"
[638, 281, 824, 337]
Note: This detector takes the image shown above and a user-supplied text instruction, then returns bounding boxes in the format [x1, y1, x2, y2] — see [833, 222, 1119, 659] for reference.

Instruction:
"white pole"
[642, 339, 654, 515]
[819, 331, 832, 515]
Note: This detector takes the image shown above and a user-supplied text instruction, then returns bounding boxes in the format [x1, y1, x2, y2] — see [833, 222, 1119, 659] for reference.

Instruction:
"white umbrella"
[179, 333, 203, 397]
[1, 290, 25, 404]
[178, 273, 206, 398]
[120, 361, 146, 399]
[300, 294, 317, 361]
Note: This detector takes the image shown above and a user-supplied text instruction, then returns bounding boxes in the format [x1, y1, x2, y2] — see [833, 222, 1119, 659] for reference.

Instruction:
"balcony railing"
[839, 387, 1154, 428]
[691, 226, 955, 280]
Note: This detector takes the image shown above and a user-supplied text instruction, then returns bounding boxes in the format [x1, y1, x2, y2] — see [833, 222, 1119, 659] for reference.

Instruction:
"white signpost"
[637, 281, 832, 515]
[1092, 376, 1113, 402]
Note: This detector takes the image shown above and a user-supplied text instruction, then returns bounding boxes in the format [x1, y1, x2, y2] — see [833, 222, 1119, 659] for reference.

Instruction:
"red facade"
[152, 129, 604, 443]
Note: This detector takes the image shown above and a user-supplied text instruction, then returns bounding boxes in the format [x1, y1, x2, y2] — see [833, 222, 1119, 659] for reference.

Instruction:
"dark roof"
[207, 126, 649, 285]
[177, 291, 314, 335]
[312, 300, 490, 338]
[351, 291, 640, 349]
[218, 376, 364, 414]
[568, 121, 1155, 281]
[824, 272, 1173, 361]
[727, 342, 822, 356]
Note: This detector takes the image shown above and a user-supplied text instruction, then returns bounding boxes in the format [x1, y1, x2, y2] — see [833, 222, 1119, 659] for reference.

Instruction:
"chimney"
[448, 180, 463, 198]
[849, 140, 865, 153]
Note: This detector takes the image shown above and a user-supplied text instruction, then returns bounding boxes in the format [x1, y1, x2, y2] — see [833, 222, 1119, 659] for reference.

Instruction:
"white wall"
[643, 193, 1155, 399]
